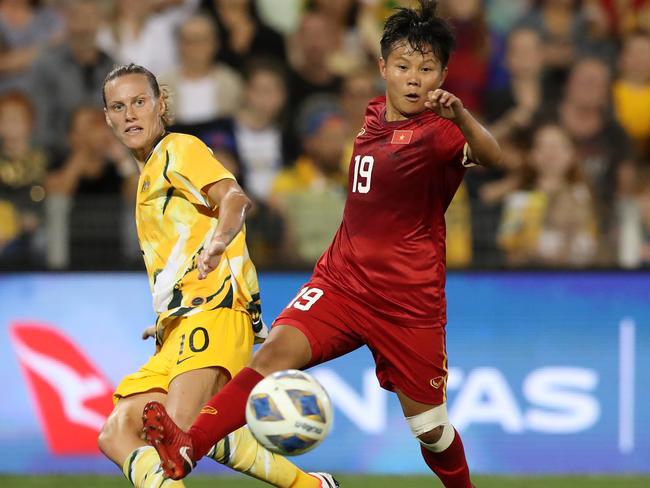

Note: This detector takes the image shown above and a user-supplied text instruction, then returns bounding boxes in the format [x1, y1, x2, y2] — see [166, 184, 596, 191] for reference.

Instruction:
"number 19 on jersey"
[352, 155, 374, 194]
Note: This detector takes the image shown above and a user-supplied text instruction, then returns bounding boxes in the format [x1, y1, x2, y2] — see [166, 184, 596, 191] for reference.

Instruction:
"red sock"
[420, 429, 472, 488]
[189, 367, 264, 459]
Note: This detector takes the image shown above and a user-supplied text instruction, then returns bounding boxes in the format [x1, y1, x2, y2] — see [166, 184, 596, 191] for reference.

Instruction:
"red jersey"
[312, 96, 469, 327]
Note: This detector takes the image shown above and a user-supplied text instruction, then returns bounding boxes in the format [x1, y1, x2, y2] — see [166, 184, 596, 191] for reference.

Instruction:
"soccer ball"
[245, 369, 333, 456]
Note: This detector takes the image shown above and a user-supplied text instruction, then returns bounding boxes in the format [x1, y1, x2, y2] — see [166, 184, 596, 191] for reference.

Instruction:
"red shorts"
[273, 281, 448, 405]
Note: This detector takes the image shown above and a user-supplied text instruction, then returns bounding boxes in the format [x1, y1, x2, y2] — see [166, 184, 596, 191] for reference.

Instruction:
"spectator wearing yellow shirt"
[613, 30, 650, 159]
[270, 104, 347, 265]
[0, 91, 47, 267]
[499, 122, 599, 267]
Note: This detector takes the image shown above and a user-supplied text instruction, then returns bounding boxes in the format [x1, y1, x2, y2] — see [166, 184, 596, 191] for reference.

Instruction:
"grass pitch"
[1, 475, 649, 487]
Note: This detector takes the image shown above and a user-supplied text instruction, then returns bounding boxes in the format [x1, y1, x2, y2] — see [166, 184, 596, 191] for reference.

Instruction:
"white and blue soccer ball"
[245, 369, 333, 456]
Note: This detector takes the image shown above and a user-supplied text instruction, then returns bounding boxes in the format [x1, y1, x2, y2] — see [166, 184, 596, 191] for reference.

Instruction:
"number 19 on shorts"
[289, 287, 324, 311]
[352, 155, 374, 193]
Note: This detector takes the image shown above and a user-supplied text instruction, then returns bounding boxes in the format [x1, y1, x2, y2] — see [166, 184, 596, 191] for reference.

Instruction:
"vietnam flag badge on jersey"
[391, 130, 413, 144]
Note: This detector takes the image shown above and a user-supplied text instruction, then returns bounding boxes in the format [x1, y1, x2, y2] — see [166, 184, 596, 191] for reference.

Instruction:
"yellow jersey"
[135, 132, 261, 329]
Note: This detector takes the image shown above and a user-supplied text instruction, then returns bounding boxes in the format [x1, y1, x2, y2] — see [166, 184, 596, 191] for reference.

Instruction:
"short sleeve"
[436, 120, 474, 168]
[168, 135, 235, 208]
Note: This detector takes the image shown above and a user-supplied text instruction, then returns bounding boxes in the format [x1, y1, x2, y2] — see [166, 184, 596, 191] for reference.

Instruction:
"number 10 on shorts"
[288, 287, 324, 311]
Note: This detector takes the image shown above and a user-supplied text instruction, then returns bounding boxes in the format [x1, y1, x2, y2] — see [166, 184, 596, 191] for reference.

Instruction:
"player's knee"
[97, 421, 111, 455]
[406, 403, 455, 453]
[417, 424, 445, 445]
[249, 329, 310, 375]
[98, 404, 142, 455]
[249, 344, 283, 375]
[97, 411, 124, 456]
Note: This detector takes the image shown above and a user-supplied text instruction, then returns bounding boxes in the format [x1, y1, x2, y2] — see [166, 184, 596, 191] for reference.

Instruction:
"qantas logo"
[9, 322, 114, 455]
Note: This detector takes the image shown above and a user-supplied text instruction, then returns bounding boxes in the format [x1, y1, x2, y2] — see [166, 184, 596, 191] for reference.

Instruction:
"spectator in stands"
[161, 12, 243, 125]
[556, 56, 635, 260]
[286, 11, 343, 114]
[484, 27, 547, 139]
[486, 0, 532, 35]
[636, 166, 650, 266]
[221, 59, 288, 202]
[201, 0, 286, 73]
[592, 0, 650, 37]
[45, 106, 135, 270]
[613, 30, 650, 159]
[499, 122, 599, 267]
[465, 132, 528, 267]
[0, 90, 46, 267]
[285, 11, 343, 160]
[518, 0, 588, 102]
[439, 0, 491, 113]
[270, 103, 347, 266]
[339, 67, 381, 171]
[0, 0, 63, 94]
[97, 0, 199, 77]
[307, 0, 370, 75]
[340, 67, 380, 140]
[446, 182, 473, 268]
[30, 0, 114, 156]
[616, 164, 650, 268]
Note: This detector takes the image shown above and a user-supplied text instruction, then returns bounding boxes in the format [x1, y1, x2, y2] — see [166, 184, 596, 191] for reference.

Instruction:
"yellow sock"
[122, 445, 186, 488]
[209, 427, 320, 488]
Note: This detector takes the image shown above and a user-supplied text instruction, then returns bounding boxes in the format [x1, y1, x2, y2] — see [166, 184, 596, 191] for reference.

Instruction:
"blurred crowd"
[0, 0, 649, 271]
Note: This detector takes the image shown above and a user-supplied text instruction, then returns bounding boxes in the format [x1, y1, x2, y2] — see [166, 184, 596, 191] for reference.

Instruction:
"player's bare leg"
[143, 325, 316, 480]
[397, 391, 474, 488]
[99, 391, 187, 487]
[144, 364, 327, 486]
[143, 327, 337, 486]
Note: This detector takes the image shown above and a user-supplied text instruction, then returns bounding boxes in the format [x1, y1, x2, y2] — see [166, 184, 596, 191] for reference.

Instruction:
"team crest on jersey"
[141, 177, 150, 192]
[357, 126, 366, 137]
[391, 130, 413, 144]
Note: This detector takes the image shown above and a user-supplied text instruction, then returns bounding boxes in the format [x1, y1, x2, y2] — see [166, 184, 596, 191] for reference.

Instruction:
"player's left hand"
[425, 89, 466, 121]
[141, 325, 156, 340]
[198, 238, 227, 280]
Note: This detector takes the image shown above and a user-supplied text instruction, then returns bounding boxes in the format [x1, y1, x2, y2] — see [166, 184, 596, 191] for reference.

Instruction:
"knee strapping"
[405, 404, 455, 453]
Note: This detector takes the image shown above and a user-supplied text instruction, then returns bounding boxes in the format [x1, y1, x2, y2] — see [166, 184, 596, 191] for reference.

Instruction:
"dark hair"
[520, 120, 585, 190]
[102, 63, 172, 125]
[242, 57, 288, 85]
[380, 0, 455, 67]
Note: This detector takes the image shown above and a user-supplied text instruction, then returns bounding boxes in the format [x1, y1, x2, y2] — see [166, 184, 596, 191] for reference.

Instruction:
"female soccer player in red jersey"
[143, 2, 501, 486]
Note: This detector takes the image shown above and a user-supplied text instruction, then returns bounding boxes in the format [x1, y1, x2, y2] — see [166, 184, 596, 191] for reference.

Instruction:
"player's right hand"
[198, 239, 227, 279]
[142, 325, 156, 340]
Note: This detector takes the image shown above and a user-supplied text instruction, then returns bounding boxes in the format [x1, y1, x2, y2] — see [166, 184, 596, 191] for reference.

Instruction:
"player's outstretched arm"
[198, 179, 252, 279]
[425, 89, 502, 168]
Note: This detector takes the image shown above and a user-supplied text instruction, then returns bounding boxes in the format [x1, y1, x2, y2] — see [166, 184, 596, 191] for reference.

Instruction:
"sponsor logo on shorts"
[200, 406, 218, 415]
[430, 376, 445, 389]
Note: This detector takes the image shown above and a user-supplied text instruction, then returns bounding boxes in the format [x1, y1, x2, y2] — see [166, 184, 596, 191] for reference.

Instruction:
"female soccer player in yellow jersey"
[98, 64, 338, 488]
